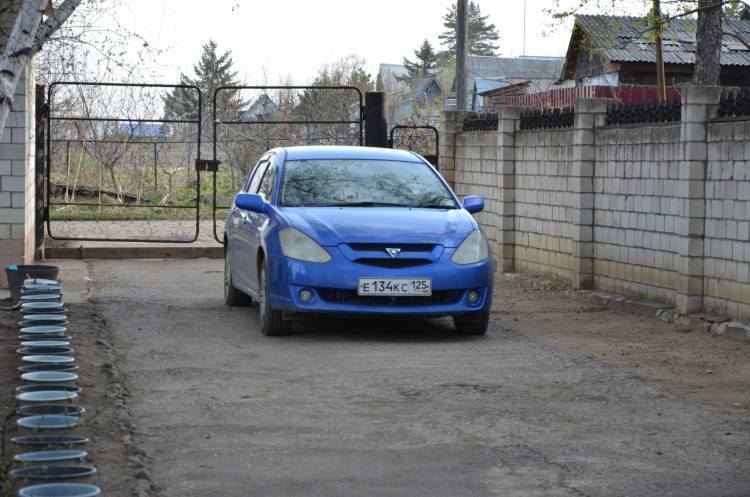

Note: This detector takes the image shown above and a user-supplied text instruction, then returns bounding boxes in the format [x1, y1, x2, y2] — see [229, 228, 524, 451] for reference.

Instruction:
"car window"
[257, 157, 278, 202]
[246, 160, 269, 194]
[242, 155, 267, 192]
[279, 159, 457, 208]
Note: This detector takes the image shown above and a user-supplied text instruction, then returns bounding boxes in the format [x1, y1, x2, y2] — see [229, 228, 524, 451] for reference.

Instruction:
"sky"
[115, 0, 589, 85]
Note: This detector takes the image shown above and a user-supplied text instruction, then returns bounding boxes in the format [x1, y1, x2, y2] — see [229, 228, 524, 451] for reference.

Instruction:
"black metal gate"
[42, 84, 434, 245]
[45, 82, 205, 243]
[207, 85, 364, 242]
[388, 124, 440, 167]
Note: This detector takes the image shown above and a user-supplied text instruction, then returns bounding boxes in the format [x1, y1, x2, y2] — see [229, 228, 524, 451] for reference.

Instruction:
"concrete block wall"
[442, 86, 750, 323]
[0, 63, 35, 288]
[593, 124, 682, 303]
[514, 129, 573, 281]
[452, 131, 502, 254]
[704, 119, 750, 319]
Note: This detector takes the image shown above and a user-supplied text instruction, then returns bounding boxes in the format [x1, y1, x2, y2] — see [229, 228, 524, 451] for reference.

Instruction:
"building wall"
[0, 63, 36, 288]
[441, 86, 750, 323]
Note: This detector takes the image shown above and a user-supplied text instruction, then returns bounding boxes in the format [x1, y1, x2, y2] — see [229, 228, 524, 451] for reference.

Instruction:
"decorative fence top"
[606, 99, 681, 125]
[466, 88, 750, 132]
[519, 107, 575, 130]
[718, 89, 750, 118]
[462, 113, 499, 132]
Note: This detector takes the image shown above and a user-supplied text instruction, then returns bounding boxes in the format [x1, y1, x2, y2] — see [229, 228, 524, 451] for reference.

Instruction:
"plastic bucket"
[5, 265, 59, 302]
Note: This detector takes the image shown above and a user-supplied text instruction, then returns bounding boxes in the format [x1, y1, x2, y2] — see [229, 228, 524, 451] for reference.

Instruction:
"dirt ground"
[492, 276, 750, 422]
[1, 272, 749, 496]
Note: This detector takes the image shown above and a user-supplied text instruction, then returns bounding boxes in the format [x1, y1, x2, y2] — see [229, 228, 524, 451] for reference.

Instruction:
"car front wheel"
[258, 262, 291, 336]
[453, 311, 489, 335]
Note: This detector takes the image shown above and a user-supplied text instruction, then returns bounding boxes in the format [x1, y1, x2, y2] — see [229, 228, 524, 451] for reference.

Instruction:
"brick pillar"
[440, 110, 466, 190]
[570, 98, 608, 289]
[0, 62, 36, 289]
[675, 86, 722, 314]
[495, 106, 522, 273]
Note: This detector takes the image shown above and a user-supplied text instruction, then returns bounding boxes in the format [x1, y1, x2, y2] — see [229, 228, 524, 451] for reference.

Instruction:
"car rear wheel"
[224, 252, 251, 307]
[453, 311, 489, 335]
[259, 262, 291, 336]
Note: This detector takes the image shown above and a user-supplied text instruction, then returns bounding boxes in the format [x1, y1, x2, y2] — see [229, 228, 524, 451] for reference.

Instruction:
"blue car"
[223, 146, 493, 336]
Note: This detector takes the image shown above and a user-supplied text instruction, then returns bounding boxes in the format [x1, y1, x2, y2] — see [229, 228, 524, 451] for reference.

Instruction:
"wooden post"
[456, 0, 468, 111]
[654, 0, 666, 104]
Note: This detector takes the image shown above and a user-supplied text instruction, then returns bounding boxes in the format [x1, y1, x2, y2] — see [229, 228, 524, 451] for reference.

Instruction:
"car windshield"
[279, 159, 457, 208]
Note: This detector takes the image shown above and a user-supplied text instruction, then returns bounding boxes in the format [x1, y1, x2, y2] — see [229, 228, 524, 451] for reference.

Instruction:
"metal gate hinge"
[195, 159, 220, 172]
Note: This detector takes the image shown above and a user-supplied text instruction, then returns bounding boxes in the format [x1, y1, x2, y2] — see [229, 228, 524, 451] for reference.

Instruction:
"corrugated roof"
[464, 56, 565, 104]
[467, 56, 565, 80]
[574, 15, 750, 67]
[377, 63, 410, 93]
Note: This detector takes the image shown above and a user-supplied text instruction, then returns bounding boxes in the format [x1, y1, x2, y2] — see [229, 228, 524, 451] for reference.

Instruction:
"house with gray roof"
[240, 94, 280, 121]
[376, 63, 411, 95]
[377, 64, 449, 125]
[463, 56, 566, 111]
[561, 14, 750, 88]
[380, 57, 566, 115]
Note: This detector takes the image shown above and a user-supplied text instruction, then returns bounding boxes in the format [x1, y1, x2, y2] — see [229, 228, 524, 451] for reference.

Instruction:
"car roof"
[279, 145, 424, 163]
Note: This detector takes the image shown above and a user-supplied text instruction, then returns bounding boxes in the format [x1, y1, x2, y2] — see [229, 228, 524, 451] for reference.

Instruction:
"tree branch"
[32, 0, 83, 52]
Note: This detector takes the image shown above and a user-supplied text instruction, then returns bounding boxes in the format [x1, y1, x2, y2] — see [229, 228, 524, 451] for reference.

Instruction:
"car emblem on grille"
[386, 248, 401, 258]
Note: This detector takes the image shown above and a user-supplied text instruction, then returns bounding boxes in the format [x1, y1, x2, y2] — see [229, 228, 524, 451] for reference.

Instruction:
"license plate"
[357, 278, 432, 296]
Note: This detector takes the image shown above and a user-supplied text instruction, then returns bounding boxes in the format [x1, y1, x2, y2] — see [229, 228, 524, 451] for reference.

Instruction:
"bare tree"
[0, 0, 81, 136]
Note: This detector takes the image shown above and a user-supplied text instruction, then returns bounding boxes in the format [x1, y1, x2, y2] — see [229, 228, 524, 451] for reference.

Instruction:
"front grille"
[347, 243, 435, 252]
[355, 258, 431, 269]
[317, 289, 462, 305]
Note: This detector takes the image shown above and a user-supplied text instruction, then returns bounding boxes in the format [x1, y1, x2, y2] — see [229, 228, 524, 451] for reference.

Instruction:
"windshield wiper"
[328, 201, 409, 207]
[416, 203, 456, 209]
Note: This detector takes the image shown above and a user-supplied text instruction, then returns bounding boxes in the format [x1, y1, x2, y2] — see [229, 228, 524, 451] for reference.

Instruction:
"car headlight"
[279, 228, 332, 263]
[451, 230, 489, 265]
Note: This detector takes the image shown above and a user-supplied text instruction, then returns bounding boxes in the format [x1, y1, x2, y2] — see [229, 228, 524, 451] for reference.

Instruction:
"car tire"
[453, 311, 489, 335]
[259, 262, 292, 336]
[224, 251, 252, 307]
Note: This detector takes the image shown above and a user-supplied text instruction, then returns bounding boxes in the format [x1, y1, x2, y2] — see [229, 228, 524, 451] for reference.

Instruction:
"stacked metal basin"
[10, 273, 101, 497]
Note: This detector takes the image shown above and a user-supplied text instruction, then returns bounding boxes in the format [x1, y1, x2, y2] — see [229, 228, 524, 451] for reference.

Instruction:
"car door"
[235, 154, 278, 295]
[229, 156, 270, 294]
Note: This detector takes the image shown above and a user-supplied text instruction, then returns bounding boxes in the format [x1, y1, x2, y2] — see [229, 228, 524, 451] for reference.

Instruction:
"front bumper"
[266, 249, 493, 318]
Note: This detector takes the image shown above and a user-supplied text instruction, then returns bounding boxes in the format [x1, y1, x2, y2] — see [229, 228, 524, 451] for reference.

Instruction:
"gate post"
[35, 84, 45, 258]
[365, 92, 387, 148]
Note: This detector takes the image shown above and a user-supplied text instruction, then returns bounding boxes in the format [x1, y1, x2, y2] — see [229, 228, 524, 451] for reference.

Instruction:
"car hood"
[281, 207, 478, 248]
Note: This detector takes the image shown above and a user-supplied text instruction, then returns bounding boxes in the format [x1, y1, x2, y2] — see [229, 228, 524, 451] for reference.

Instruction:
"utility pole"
[654, 0, 666, 103]
[456, 0, 468, 111]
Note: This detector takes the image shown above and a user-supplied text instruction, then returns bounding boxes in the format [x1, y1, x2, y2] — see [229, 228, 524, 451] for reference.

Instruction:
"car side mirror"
[234, 192, 266, 213]
[462, 196, 484, 214]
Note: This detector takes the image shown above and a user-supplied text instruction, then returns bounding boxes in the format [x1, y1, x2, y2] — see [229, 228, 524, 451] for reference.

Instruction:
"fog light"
[299, 289, 313, 303]
[467, 291, 480, 304]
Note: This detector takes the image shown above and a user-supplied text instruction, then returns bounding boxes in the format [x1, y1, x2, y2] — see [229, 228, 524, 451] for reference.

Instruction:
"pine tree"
[401, 39, 438, 81]
[162, 40, 247, 134]
[438, 1, 500, 58]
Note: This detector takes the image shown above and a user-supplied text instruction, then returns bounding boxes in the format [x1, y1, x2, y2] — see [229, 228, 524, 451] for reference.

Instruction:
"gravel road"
[3, 258, 749, 497]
